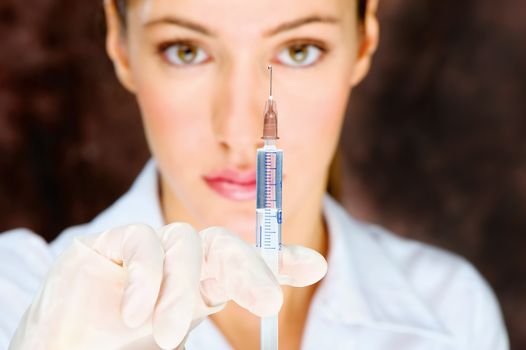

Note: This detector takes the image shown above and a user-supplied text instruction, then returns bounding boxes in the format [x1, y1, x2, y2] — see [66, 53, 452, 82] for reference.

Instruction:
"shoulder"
[370, 224, 476, 289]
[0, 228, 53, 274]
[0, 228, 53, 299]
[370, 223, 494, 303]
[362, 222, 509, 349]
[325, 195, 508, 348]
[0, 228, 55, 348]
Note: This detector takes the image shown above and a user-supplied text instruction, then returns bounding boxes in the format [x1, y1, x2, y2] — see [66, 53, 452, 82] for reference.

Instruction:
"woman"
[0, 0, 509, 349]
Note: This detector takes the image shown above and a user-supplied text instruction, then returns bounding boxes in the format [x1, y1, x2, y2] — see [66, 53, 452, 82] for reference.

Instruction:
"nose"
[211, 58, 265, 166]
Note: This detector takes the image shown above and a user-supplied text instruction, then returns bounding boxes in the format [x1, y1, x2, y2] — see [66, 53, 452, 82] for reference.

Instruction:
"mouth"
[203, 169, 257, 201]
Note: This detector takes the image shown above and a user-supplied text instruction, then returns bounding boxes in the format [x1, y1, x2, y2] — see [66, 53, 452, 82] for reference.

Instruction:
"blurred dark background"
[0, 0, 525, 348]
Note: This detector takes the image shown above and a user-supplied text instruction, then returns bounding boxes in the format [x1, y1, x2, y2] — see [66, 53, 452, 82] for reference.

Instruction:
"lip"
[203, 169, 257, 201]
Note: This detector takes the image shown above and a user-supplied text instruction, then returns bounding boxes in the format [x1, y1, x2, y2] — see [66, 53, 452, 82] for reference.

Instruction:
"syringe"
[256, 65, 282, 350]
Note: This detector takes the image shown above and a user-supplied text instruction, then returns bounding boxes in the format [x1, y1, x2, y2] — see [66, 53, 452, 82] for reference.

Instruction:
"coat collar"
[318, 195, 453, 344]
[85, 159, 163, 232]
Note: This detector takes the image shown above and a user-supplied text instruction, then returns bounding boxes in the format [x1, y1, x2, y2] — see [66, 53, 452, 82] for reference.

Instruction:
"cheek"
[277, 67, 351, 208]
[280, 77, 350, 176]
[138, 85, 198, 151]
[132, 67, 215, 173]
[125, 35, 215, 163]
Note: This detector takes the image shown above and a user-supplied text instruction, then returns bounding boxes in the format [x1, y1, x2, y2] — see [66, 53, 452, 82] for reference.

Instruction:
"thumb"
[278, 245, 327, 287]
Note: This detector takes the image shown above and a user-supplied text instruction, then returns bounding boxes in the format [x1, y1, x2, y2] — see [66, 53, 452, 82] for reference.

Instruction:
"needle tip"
[267, 65, 273, 97]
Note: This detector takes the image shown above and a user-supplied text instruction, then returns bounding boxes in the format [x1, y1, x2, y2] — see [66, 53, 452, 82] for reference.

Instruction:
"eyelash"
[156, 39, 211, 66]
[155, 39, 329, 67]
[274, 39, 329, 68]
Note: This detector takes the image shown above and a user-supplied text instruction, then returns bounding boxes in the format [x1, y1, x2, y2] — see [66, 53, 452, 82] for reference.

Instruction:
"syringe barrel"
[255, 146, 283, 252]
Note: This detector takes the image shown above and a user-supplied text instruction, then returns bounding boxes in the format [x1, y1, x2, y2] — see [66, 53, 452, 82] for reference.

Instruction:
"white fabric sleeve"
[0, 229, 54, 349]
[467, 264, 510, 350]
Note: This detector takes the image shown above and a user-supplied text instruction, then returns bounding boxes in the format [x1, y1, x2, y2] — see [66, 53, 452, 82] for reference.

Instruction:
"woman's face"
[105, 0, 375, 241]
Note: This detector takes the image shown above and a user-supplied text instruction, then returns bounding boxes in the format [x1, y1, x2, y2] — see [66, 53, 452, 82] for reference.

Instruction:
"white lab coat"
[0, 160, 509, 350]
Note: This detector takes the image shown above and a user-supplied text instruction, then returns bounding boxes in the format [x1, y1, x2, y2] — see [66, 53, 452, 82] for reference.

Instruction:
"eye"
[160, 42, 210, 66]
[276, 43, 325, 67]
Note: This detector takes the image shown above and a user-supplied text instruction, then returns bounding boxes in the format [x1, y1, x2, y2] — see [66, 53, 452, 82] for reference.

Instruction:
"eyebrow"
[144, 14, 339, 38]
[264, 15, 340, 36]
[144, 16, 213, 36]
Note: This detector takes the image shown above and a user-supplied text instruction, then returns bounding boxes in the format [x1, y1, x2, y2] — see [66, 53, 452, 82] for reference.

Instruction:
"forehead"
[128, 0, 355, 36]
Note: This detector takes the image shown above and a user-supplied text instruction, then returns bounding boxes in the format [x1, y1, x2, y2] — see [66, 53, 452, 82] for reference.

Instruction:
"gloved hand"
[9, 223, 327, 350]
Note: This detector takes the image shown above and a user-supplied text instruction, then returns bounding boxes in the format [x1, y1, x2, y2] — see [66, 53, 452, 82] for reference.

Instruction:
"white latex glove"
[9, 223, 327, 350]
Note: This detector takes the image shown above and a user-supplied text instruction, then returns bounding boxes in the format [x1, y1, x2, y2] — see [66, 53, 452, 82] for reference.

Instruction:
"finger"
[153, 223, 202, 350]
[91, 223, 164, 328]
[278, 245, 327, 287]
[200, 227, 283, 317]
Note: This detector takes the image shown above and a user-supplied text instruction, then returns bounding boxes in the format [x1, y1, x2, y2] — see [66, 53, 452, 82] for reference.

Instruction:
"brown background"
[0, 0, 525, 348]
